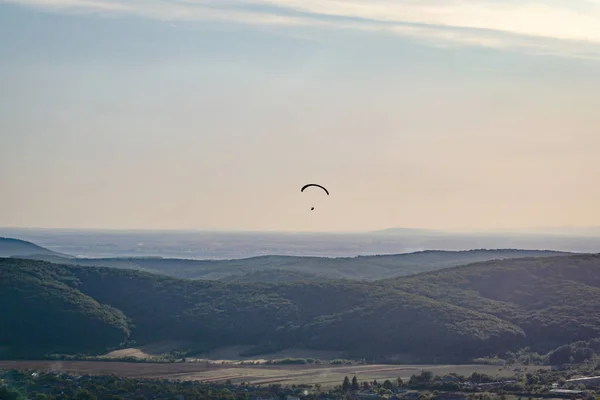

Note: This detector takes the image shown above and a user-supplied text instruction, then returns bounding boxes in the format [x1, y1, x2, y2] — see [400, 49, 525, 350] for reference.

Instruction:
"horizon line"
[3, 225, 600, 236]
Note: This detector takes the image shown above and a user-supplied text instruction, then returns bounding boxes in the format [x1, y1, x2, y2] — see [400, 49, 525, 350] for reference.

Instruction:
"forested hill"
[389, 254, 600, 352]
[16, 246, 572, 281]
[0, 237, 69, 259]
[2, 254, 600, 362]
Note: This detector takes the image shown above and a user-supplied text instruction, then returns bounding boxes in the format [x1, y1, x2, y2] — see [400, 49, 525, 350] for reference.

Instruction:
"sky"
[1, 0, 600, 232]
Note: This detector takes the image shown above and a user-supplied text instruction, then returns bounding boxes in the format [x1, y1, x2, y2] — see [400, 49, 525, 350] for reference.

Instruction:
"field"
[0, 361, 547, 389]
[102, 345, 346, 364]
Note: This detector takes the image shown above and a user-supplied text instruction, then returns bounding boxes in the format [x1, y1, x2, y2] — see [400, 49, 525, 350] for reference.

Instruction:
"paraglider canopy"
[301, 184, 329, 196]
[301, 184, 329, 211]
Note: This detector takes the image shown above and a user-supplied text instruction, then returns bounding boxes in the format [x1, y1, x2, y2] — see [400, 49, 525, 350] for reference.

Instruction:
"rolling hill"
[2, 253, 600, 363]
[0, 258, 129, 357]
[219, 268, 325, 283]
[15, 245, 574, 281]
[390, 254, 600, 352]
[0, 237, 70, 259]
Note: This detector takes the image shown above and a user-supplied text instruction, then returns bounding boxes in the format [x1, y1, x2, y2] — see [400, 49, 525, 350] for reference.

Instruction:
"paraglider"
[301, 184, 329, 196]
[301, 184, 329, 211]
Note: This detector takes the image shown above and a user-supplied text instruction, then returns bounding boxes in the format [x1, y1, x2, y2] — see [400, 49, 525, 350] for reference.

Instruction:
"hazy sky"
[2, 0, 600, 232]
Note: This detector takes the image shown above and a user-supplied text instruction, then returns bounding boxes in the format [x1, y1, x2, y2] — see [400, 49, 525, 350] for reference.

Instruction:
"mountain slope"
[390, 254, 600, 352]
[0, 257, 524, 360]
[0, 237, 69, 259]
[0, 258, 130, 357]
[219, 269, 325, 283]
[2, 254, 600, 362]
[23, 248, 573, 281]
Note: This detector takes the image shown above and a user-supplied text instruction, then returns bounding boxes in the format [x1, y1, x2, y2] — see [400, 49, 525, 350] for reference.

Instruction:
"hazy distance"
[2, 227, 600, 259]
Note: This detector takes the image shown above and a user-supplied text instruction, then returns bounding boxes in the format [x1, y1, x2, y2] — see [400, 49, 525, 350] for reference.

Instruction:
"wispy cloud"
[5, 0, 600, 58]
[255, 0, 600, 42]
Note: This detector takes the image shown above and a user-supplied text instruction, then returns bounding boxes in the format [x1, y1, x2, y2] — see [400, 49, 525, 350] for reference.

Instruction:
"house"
[355, 391, 380, 399]
[473, 380, 516, 388]
[440, 376, 461, 383]
[401, 391, 421, 400]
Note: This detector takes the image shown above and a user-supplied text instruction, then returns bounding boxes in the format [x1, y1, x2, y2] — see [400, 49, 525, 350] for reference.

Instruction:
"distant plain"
[2, 227, 600, 259]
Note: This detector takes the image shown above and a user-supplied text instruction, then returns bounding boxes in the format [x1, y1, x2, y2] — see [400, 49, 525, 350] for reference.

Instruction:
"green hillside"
[219, 268, 325, 283]
[0, 259, 129, 357]
[21, 248, 573, 281]
[1, 254, 600, 363]
[391, 254, 600, 352]
[0, 238, 69, 259]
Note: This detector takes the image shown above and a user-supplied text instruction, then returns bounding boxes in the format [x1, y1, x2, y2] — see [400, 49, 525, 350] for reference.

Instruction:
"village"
[2, 367, 599, 400]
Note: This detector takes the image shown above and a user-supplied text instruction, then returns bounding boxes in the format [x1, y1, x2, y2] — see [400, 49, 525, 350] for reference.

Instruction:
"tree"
[74, 389, 97, 400]
[409, 371, 434, 388]
[383, 380, 393, 390]
[397, 377, 404, 387]
[0, 385, 24, 400]
[342, 377, 351, 392]
[351, 376, 359, 391]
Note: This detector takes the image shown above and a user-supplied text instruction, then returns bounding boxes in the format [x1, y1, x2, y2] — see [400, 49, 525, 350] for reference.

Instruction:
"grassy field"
[0, 361, 547, 389]
[102, 345, 346, 364]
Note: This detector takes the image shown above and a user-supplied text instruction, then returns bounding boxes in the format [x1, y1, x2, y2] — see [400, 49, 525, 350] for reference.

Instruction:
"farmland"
[0, 361, 547, 389]
[101, 344, 347, 364]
